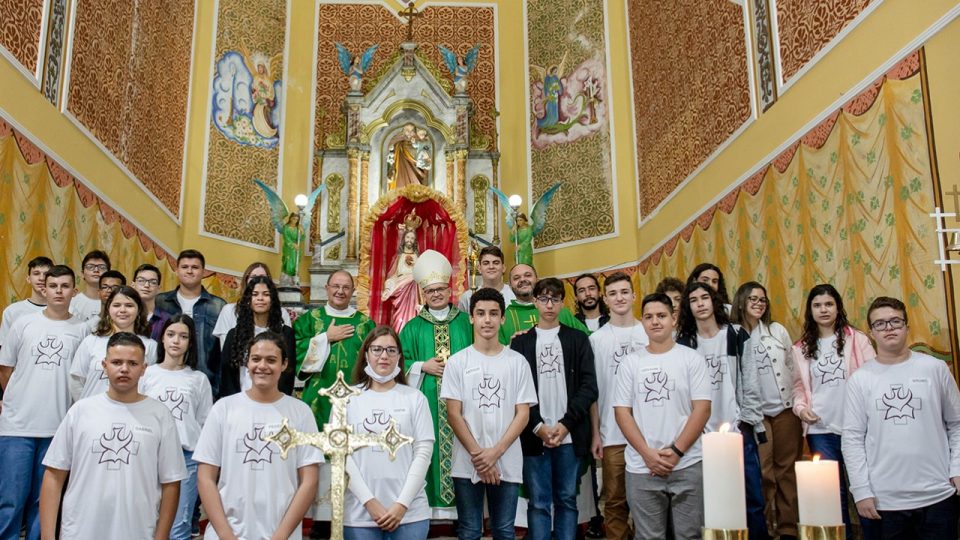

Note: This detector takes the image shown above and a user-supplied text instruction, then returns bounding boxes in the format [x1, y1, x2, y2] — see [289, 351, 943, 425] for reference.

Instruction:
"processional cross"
[267, 371, 413, 540]
[400, 1, 422, 42]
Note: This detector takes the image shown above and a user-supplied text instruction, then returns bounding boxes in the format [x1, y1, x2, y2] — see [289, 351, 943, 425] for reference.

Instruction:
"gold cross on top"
[399, 1, 422, 42]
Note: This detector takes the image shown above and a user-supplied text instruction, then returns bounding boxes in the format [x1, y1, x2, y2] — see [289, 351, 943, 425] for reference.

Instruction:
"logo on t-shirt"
[876, 384, 922, 425]
[237, 424, 278, 469]
[704, 354, 727, 386]
[814, 352, 845, 386]
[158, 388, 187, 420]
[473, 375, 504, 410]
[92, 423, 140, 470]
[754, 343, 773, 374]
[359, 410, 393, 453]
[33, 336, 65, 369]
[538, 344, 562, 378]
[612, 343, 630, 374]
[642, 370, 674, 406]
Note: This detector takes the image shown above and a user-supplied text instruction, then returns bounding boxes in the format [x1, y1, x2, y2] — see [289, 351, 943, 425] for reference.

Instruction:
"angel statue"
[252, 179, 326, 286]
[438, 44, 481, 94]
[335, 43, 379, 93]
[382, 211, 424, 332]
[490, 183, 562, 266]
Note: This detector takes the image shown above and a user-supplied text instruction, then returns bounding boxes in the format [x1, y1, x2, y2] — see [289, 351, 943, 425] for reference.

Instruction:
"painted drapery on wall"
[526, 0, 615, 248]
[632, 51, 949, 354]
[0, 118, 238, 308]
[202, 0, 286, 248]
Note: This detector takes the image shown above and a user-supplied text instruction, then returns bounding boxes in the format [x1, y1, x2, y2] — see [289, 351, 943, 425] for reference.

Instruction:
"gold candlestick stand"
[799, 525, 845, 540]
[702, 529, 748, 539]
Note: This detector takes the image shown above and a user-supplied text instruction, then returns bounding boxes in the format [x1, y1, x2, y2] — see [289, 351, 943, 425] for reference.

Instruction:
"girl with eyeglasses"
[791, 284, 875, 539]
[731, 282, 802, 539]
[344, 325, 434, 540]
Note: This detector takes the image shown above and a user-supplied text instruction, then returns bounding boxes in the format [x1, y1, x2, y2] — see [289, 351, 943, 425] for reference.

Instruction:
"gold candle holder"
[702, 529, 748, 540]
[799, 524, 845, 540]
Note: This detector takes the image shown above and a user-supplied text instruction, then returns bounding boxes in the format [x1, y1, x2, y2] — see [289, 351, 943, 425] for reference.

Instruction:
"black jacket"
[511, 324, 598, 458]
[214, 325, 296, 400]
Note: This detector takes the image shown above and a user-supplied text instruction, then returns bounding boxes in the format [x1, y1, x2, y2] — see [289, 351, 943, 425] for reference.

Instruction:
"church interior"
[4, 0, 960, 366]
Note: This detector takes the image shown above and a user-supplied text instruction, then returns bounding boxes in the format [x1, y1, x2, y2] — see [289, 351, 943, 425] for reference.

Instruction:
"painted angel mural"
[252, 179, 325, 285]
[438, 44, 481, 94]
[335, 43, 379, 92]
[490, 183, 562, 265]
[530, 54, 608, 149]
[212, 46, 282, 149]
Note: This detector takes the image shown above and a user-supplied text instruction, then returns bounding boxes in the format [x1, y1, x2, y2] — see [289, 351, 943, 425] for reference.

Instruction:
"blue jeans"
[344, 519, 429, 540]
[170, 450, 198, 540]
[523, 444, 580, 540]
[0, 436, 51, 540]
[807, 433, 862, 540]
[453, 478, 519, 540]
[742, 431, 769, 540]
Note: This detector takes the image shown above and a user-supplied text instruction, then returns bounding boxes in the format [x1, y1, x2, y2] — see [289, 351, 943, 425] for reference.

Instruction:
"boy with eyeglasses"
[70, 250, 111, 323]
[842, 296, 960, 539]
[132, 264, 169, 341]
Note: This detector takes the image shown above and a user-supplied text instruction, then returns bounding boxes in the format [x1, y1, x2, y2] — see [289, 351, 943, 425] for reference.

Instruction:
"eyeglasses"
[327, 284, 352, 292]
[99, 284, 121, 292]
[368, 346, 400, 357]
[423, 285, 449, 296]
[870, 318, 906, 331]
[84, 264, 108, 272]
[135, 278, 159, 287]
[536, 296, 561, 305]
[748, 296, 769, 305]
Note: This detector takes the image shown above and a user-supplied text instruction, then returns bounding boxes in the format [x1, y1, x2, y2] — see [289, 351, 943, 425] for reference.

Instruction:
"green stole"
[498, 300, 589, 344]
[399, 306, 473, 510]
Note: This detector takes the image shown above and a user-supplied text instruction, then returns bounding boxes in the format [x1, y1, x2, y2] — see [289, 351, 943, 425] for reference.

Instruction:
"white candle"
[702, 423, 746, 529]
[795, 455, 843, 526]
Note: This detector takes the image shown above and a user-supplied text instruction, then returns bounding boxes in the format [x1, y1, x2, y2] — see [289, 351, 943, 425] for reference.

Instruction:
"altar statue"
[253, 178, 325, 285]
[335, 43, 379, 93]
[386, 124, 431, 191]
[381, 212, 423, 331]
[438, 44, 481, 94]
[491, 182, 563, 266]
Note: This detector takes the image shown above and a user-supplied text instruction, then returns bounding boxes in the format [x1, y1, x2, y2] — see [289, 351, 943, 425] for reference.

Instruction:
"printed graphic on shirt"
[34, 336, 65, 369]
[358, 410, 393, 453]
[92, 424, 140, 470]
[876, 384, 922, 425]
[473, 375, 504, 411]
[538, 344, 562, 378]
[236, 424, 277, 469]
[813, 352, 845, 386]
[754, 343, 772, 374]
[612, 343, 630, 375]
[94, 367, 107, 380]
[642, 370, 674, 406]
[158, 388, 187, 421]
[705, 354, 727, 386]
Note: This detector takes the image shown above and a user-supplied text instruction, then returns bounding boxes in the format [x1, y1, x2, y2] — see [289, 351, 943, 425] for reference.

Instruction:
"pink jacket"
[791, 326, 875, 431]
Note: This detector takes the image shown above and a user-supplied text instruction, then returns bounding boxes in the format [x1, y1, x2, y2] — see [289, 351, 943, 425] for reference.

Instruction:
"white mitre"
[413, 249, 452, 289]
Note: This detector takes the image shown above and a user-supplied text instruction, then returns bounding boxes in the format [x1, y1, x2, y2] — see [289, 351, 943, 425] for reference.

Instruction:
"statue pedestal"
[309, 261, 359, 304]
[277, 286, 304, 306]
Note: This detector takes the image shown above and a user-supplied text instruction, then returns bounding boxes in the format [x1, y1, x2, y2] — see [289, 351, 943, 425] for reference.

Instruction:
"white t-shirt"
[0, 299, 44, 346]
[193, 392, 324, 540]
[42, 394, 188, 540]
[584, 317, 601, 333]
[0, 311, 86, 437]
[71, 334, 158, 400]
[344, 384, 435, 527]
[589, 323, 649, 447]
[213, 303, 291, 349]
[698, 328, 740, 432]
[457, 284, 516, 314]
[612, 344, 712, 474]
[534, 326, 571, 445]
[809, 335, 846, 435]
[140, 365, 213, 451]
[69, 293, 102, 323]
[842, 352, 960, 510]
[440, 345, 537, 484]
[176, 292, 200, 318]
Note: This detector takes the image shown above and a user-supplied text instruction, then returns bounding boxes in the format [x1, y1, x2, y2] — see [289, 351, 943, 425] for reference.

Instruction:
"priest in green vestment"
[400, 250, 473, 518]
[294, 270, 375, 425]
[499, 263, 588, 344]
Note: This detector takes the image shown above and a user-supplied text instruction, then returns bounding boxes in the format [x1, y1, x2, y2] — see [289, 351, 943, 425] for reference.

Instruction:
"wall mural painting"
[526, 0, 616, 248]
[202, 0, 286, 247]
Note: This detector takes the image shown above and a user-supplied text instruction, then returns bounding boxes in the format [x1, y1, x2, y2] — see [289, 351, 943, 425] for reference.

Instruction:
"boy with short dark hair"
[70, 250, 111, 322]
[458, 246, 516, 312]
[133, 263, 169, 340]
[0, 256, 53, 348]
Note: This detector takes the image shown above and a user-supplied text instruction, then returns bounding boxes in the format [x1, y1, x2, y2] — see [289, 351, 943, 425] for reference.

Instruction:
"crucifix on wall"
[945, 184, 960, 222]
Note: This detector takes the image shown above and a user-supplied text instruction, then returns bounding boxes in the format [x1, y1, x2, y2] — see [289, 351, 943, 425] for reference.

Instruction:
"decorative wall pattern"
[65, 0, 193, 216]
[526, 0, 616, 247]
[775, 0, 874, 83]
[314, 4, 497, 152]
[0, 0, 44, 77]
[628, 0, 752, 218]
[753, 0, 777, 111]
[202, 0, 285, 247]
[41, 0, 67, 104]
[632, 51, 951, 354]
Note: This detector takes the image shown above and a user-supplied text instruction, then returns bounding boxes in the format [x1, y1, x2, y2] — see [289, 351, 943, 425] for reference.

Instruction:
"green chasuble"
[399, 307, 473, 514]
[498, 300, 589, 344]
[294, 307, 375, 425]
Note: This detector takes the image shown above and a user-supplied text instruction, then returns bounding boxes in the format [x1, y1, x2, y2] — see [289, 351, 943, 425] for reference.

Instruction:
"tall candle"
[795, 456, 842, 525]
[702, 423, 746, 529]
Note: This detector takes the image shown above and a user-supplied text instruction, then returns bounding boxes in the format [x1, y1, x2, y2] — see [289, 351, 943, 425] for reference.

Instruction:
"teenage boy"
[39, 332, 187, 539]
[574, 274, 609, 332]
[70, 250, 110, 322]
[84, 270, 127, 331]
[132, 263, 169, 341]
[654, 277, 685, 313]
[458, 246, 516, 313]
[0, 256, 52, 348]
[588, 272, 648, 540]
[511, 278, 597, 540]
[156, 250, 226, 392]
[842, 297, 960, 540]
[441, 287, 537, 540]
[500, 264, 587, 344]
[613, 293, 711, 540]
[0, 265, 85, 540]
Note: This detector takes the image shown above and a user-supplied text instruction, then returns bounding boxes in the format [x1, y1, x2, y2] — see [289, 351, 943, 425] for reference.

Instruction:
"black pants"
[866, 494, 959, 540]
